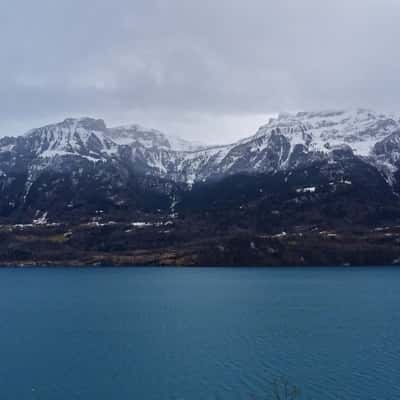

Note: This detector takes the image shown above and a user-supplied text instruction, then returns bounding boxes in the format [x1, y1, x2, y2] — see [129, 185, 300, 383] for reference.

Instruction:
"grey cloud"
[1, 0, 400, 142]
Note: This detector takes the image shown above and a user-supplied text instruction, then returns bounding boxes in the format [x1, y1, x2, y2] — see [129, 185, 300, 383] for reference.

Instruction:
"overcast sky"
[1, 0, 400, 144]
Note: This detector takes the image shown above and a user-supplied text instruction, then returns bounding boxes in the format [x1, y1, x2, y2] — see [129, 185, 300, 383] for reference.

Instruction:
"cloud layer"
[1, 0, 400, 143]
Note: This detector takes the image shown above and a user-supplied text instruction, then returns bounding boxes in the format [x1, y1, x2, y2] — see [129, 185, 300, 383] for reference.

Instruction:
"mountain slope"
[172, 109, 400, 182]
[1, 109, 400, 224]
[3, 109, 400, 183]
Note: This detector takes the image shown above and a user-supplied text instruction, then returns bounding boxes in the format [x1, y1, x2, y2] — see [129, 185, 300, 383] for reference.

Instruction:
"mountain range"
[1, 108, 400, 226]
[3, 108, 400, 265]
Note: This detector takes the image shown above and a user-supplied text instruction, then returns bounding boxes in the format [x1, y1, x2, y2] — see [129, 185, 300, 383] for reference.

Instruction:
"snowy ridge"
[178, 108, 400, 181]
[25, 118, 118, 160]
[257, 109, 400, 156]
[108, 124, 204, 152]
[1, 109, 400, 185]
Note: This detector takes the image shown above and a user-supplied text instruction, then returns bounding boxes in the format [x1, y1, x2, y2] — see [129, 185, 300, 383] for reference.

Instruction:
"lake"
[0, 267, 399, 399]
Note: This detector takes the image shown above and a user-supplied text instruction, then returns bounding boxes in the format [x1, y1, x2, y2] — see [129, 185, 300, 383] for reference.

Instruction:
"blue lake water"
[0, 267, 399, 399]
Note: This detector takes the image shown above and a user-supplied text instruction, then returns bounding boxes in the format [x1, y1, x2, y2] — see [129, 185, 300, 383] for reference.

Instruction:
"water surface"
[0, 267, 399, 399]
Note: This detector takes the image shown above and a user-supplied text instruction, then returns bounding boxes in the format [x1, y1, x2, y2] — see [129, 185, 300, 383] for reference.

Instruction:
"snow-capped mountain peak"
[108, 124, 204, 152]
[253, 109, 400, 157]
[108, 124, 170, 149]
[24, 117, 115, 160]
[2, 110, 400, 187]
[25, 117, 107, 137]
